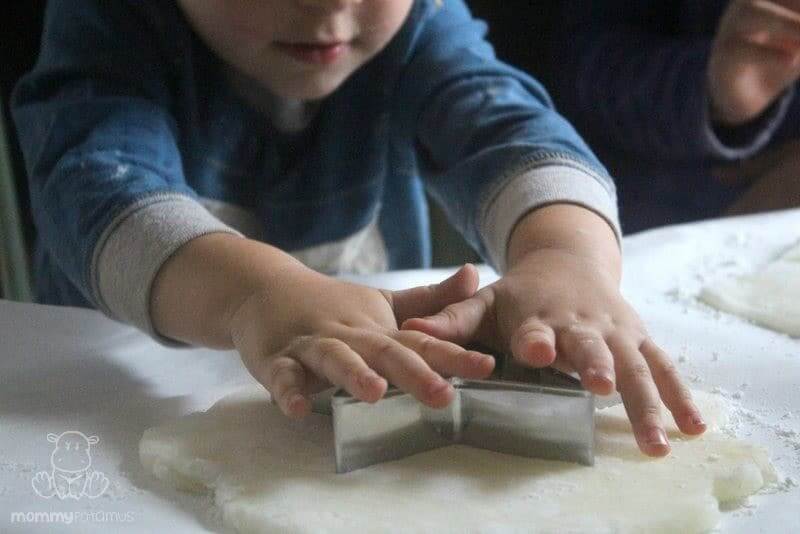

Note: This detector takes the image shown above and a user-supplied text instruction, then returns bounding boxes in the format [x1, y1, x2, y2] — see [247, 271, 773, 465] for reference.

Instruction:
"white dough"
[700, 241, 800, 337]
[140, 389, 776, 534]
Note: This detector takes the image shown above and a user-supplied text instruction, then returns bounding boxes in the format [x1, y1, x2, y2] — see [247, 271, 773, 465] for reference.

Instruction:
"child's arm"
[396, 1, 705, 456]
[150, 232, 496, 416]
[405, 204, 706, 457]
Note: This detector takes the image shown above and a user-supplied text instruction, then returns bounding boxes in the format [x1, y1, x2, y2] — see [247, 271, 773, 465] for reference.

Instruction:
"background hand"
[708, 0, 800, 125]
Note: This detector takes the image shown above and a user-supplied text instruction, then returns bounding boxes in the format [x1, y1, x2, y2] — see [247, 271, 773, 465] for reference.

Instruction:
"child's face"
[178, 0, 414, 101]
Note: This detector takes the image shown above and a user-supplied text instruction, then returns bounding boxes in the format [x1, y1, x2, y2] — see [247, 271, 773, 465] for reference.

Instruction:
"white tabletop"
[1, 210, 799, 533]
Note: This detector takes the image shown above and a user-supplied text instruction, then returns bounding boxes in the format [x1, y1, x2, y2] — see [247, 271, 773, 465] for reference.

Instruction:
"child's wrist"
[150, 233, 310, 348]
[219, 249, 317, 347]
[506, 204, 620, 275]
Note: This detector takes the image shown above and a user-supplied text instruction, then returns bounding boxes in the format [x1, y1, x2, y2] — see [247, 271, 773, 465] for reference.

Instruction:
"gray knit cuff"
[704, 87, 794, 160]
[90, 193, 242, 346]
[479, 163, 620, 273]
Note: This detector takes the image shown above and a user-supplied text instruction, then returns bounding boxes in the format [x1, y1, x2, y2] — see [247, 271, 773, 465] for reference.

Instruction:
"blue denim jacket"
[12, 0, 617, 337]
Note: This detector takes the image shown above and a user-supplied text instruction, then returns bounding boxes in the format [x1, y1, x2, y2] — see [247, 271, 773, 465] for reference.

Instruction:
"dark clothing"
[550, 0, 797, 232]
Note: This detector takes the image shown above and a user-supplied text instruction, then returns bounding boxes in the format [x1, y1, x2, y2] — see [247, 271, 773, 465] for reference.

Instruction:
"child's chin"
[271, 72, 350, 102]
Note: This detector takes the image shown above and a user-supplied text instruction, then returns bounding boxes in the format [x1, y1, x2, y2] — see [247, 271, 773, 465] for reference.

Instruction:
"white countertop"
[0, 209, 798, 533]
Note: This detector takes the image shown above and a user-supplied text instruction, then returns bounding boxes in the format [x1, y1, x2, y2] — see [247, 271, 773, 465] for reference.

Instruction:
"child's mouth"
[274, 41, 348, 65]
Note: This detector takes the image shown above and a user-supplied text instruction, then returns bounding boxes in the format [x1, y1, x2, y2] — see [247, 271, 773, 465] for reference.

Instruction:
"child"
[12, 0, 705, 456]
[550, 0, 800, 233]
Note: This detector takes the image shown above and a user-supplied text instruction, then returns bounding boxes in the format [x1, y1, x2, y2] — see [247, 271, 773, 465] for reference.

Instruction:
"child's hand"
[402, 206, 708, 457]
[228, 264, 495, 418]
[708, 0, 800, 125]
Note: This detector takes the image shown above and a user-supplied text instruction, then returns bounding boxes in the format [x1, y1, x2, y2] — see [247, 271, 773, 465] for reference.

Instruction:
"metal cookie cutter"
[313, 353, 595, 473]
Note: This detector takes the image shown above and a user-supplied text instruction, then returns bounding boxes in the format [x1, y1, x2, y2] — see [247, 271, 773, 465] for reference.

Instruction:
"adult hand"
[708, 0, 800, 125]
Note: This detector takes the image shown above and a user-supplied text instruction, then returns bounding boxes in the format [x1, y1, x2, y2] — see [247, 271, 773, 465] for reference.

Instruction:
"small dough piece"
[700, 241, 800, 337]
[140, 389, 775, 534]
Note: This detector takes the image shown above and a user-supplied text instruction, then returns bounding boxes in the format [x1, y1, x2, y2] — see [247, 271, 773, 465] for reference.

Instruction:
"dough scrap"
[140, 389, 775, 534]
[700, 241, 800, 337]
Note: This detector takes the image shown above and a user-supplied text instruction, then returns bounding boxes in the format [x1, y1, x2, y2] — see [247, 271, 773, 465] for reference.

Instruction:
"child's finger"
[608, 337, 671, 457]
[346, 330, 455, 408]
[394, 329, 496, 379]
[640, 339, 707, 436]
[260, 356, 311, 418]
[401, 290, 494, 346]
[510, 318, 556, 368]
[285, 336, 388, 403]
[557, 326, 616, 395]
[390, 264, 480, 325]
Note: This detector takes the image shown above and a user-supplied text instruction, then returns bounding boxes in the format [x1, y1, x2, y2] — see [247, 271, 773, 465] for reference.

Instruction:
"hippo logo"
[31, 431, 110, 500]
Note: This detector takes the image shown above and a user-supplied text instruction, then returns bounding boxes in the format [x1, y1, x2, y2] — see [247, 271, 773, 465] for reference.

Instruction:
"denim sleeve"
[550, 0, 792, 163]
[397, 1, 619, 272]
[11, 0, 236, 340]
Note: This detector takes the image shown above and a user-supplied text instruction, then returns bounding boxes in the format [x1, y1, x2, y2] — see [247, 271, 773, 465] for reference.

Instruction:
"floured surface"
[699, 240, 800, 337]
[2, 211, 799, 533]
[140, 389, 775, 534]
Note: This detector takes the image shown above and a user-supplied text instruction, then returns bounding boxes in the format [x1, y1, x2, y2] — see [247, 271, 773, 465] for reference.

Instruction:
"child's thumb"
[400, 294, 488, 346]
[390, 264, 479, 324]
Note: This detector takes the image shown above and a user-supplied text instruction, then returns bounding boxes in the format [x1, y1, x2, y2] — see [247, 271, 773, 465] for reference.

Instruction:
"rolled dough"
[140, 389, 775, 533]
[700, 241, 800, 337]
